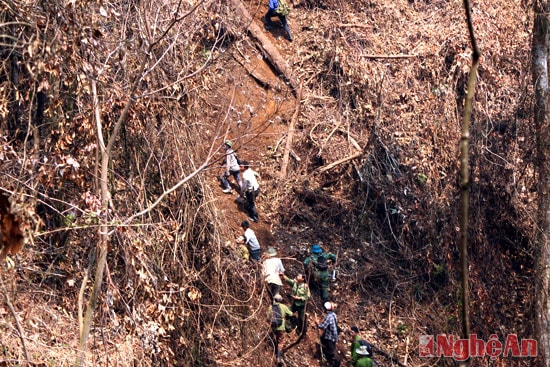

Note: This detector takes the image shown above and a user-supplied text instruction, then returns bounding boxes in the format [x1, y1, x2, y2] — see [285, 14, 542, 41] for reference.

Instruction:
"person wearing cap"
[220, 140, 242, 194]
[237, 220, 261, 261]
[262, 247, 285, 299]
[317, 301, 341, 367]
[303, 244, 337, 302]
[349, 326, 373, 366]
[267, 294, 293, 363]
[354, 345, 373, 367]
[240, 160, 260, 223]
[282, 273, 310, 334]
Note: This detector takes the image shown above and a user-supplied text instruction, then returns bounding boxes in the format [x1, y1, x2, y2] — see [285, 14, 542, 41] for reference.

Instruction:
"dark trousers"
[249, 248, 261, 261]
[291, 303, 306, 334]
[265, 8, 290, 34]
[245, 188, 260, 221]
[267, 283, 281, 300]
[320, 337, 340, 367]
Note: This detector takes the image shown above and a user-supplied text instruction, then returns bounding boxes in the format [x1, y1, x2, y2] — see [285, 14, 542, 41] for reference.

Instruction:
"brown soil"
[0, 0, 538, 366]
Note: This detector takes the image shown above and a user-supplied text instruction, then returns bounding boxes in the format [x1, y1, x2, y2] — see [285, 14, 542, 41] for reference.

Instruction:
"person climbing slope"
[282, 272, 310, 334]
[240, 160, 260, 223]
[236, 220, 261, 261]
[267, 294, 293, 363]
[263, 0, 292, 42]
[303, 243, 337, 302]
[317, 301, 341, 367]
[262, 247, 285, 299]
[220, 140, 242, 194]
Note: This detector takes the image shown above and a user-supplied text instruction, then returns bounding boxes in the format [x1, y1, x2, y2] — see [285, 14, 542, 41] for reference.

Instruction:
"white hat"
[266, 247, 278, 257]
[356, 345, 370, 356]
[324, 302, 334, 311]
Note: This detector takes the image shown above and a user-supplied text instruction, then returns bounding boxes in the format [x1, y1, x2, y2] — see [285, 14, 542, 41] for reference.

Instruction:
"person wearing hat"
[349, 326, 373, 366]
[354, 345, 373, 367]
[303, 244, 337, 302]
[237, 220, 261, 261]
[262, 247, 285, 299]
[240, 160, 260, 223]
[282, 273, 310, 334]
[317, 301, 341, 367]
[267, 294, 293, 363]
[220, 140, 242, 194]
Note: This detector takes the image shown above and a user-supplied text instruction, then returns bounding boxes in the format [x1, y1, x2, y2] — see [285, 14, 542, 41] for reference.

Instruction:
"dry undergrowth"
[0, 0, 539, 366]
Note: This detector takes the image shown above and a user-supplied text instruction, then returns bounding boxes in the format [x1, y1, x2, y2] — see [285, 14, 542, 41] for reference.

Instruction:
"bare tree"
[532, 1, 550, 366]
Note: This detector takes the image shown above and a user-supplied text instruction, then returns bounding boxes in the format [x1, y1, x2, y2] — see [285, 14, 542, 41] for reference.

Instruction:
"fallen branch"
[372, 345, 410, 367]
[272, 136, 301, 162]
[1, 276, 30, 364]
[290, 149, 301, 162]
[338, 23, 371, 28]
[230, 0, 299, 94]
[232, 51, 282, 91]
[272, 135, 286, 156]
[336, 128, 362, 151]
[317, 151, 363, 173]
[360, 54, 419, 59]
[318, 119, 342, 157]
[280, 85, 303, 179]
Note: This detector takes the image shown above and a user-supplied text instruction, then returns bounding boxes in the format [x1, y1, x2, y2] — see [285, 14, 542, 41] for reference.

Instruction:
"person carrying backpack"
[303, 244, 337, 302]
[354, 345, 373, 367]
[267, 294, 293, 363]
[350, 326, 373, 366]
[220, 140, 242, 194]
[263, 0, 292, 41]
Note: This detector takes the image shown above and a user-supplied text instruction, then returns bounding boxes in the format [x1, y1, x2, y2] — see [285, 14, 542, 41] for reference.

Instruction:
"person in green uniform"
[267, 294, 293, 363]
[303, 244, 337, 302]
[349, 326, 373, 366]
[282, 272, 310, 334]
[354, 345, 373, 367]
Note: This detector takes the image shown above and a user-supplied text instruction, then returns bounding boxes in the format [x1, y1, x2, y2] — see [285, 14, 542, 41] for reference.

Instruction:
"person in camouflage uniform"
[267, 294, 293, 363]
[303, 244, 337, 303]
[282, 273, 310, 334]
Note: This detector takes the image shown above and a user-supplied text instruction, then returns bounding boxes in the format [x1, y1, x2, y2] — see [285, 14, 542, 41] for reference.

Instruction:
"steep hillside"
[0, 0, 539, 366]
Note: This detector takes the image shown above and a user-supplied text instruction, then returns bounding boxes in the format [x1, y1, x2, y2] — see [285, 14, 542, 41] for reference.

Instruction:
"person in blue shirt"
[263, 0, 292, 42]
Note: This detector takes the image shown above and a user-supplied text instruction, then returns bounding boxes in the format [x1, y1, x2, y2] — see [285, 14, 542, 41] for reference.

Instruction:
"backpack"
[234, 152, 242, 165]
[271, 304, 283, 328]
[275, 0, 290, 16]
[316, 255, 328, 271]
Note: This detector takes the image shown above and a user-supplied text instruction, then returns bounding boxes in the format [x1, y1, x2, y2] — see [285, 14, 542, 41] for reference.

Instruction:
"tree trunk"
[532, 1, 550, 366]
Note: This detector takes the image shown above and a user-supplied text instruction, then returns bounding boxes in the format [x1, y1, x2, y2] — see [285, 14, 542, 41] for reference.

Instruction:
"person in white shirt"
[240, 160, 260, 222]
[237, 220, 261, 261]
[262, 247, 285, 299]
[220, 140, 242, 194]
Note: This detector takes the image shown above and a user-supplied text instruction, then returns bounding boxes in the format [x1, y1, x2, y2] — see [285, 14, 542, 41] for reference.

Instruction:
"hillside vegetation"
[0, 0, 540, 366]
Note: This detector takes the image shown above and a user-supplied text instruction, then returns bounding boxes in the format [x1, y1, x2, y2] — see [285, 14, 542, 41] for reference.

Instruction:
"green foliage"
[417, 172, 428, 185]
[414, 283, 425, 302]
[62, 213, 76, 227]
